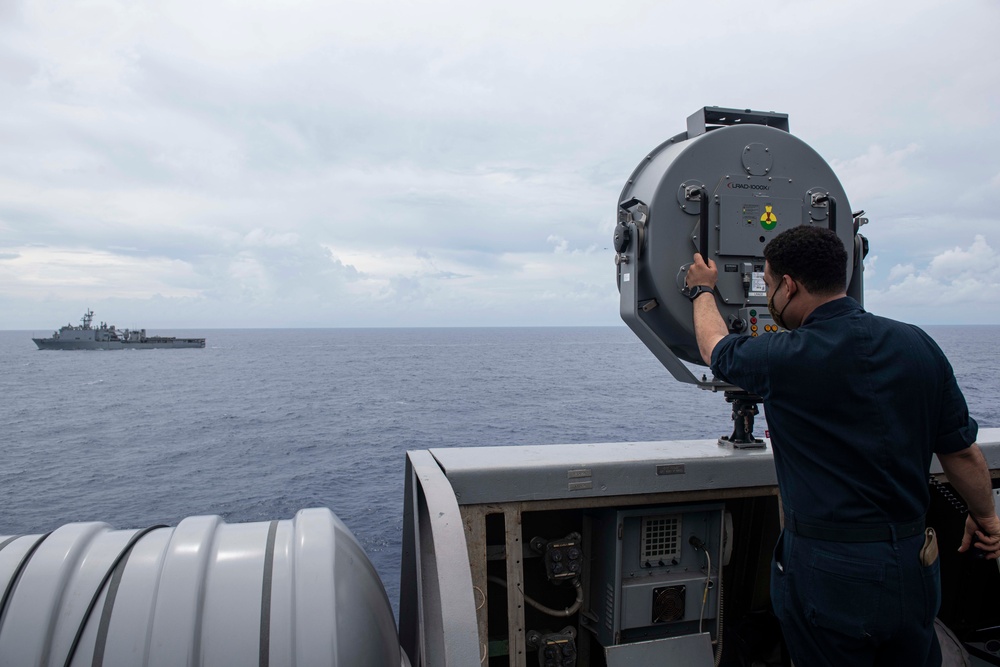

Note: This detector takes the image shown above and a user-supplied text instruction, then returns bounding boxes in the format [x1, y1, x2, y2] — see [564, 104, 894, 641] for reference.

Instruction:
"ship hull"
[32, 338, 205, 350]
[33, 310, 206, 350]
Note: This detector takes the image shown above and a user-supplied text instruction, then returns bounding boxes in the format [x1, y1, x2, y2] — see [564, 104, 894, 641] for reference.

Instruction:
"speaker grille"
[641, 515, 681, 562]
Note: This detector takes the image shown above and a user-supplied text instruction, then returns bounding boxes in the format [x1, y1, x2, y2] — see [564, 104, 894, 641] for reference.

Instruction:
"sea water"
[1, 325, 997, 613]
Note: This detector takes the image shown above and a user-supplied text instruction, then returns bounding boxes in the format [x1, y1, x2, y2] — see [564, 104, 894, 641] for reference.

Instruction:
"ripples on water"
[1, 325, 996, 612]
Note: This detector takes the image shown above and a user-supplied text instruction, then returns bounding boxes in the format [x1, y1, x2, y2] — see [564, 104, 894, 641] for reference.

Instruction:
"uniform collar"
[802, 296, 863, 326]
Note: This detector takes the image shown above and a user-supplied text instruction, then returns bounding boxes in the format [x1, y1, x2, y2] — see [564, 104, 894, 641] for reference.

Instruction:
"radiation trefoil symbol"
[760, 205, 778, 230]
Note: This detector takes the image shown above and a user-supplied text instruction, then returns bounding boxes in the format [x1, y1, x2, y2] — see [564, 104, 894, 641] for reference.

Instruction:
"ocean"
[2, 325, 997, 613]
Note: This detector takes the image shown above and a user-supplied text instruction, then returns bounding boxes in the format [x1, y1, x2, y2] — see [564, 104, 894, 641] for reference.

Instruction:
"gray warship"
[32, 309, 205, 350]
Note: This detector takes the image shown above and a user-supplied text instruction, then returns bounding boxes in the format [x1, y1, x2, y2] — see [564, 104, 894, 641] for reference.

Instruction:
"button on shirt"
[710, 297, 978, 525]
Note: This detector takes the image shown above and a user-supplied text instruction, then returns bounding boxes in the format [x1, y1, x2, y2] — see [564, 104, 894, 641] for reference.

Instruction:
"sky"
[1, 0, 999, 329]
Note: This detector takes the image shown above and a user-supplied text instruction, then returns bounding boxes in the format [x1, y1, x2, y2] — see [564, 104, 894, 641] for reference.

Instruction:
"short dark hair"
[763, 226, 847, 295]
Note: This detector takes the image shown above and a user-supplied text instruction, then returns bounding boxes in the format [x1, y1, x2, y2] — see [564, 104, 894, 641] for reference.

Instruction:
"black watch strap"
[685, 285, 714, 302]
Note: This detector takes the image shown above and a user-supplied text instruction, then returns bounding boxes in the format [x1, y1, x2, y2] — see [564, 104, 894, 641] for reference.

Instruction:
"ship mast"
[81, 309, 94, 329]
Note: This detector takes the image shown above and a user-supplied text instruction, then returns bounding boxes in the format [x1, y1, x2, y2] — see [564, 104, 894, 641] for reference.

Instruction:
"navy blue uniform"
[711, 297, 978, 666]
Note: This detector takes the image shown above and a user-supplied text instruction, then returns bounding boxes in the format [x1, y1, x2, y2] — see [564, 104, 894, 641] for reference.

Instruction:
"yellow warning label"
[760, 205, 778, 230]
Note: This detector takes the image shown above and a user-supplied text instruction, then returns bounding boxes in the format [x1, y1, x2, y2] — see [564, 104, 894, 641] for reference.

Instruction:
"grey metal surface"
[435, 430, 1000, 506]
[585, 504, 723, 648]
[604, 632, 714, 666]
[398, 451, 481, 667]
[0, 509, 401, 667]
[430, 438, 777, 505]
[686, 107, 790, 138]
[617, 107, 856, 373]
[618, 244, 702, 385]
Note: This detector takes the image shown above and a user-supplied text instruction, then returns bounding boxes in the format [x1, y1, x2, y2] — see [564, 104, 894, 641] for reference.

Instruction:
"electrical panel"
[583, 503, 725, 647]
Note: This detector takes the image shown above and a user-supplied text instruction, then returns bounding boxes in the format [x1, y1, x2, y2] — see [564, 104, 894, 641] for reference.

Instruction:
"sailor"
[685, 225, 1000, 666]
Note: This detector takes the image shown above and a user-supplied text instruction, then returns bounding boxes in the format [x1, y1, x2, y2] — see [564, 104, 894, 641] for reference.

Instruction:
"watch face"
[686, 285, 711, 301]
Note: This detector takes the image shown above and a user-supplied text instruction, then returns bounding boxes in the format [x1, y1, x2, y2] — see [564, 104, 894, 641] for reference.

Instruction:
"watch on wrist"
[683, 284, 714, 302]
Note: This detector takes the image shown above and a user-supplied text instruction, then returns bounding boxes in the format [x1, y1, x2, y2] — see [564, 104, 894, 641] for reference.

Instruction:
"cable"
[699, 549, 712, 634]
[714, 575, 724, 667]
[690, 534, 724, 666]
[62, 524, 167, 667]
[487, 576, 583, 618]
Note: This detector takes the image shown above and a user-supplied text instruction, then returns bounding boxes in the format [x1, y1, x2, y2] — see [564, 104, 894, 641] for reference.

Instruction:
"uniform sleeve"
[934, 372, 979, 455]
[710, 333, 770, 396]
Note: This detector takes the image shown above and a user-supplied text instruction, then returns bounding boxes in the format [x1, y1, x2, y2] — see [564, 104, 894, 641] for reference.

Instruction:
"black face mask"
[767, 283, 793, 330]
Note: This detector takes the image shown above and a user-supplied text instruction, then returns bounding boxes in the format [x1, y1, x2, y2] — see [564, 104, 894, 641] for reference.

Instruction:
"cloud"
[886, 263, 914, 282]
[382, 275, 426, 302]
[547, 235, 569, 253]
[242, 229, 299, 248]
[0, 246, 200, 299]
[865, 235, 1000, 323]
[830, 144, 922, 205]
[926, 235, 995, 276]
[2, 0, 1000, 327]
[200, 234, 363, 307]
